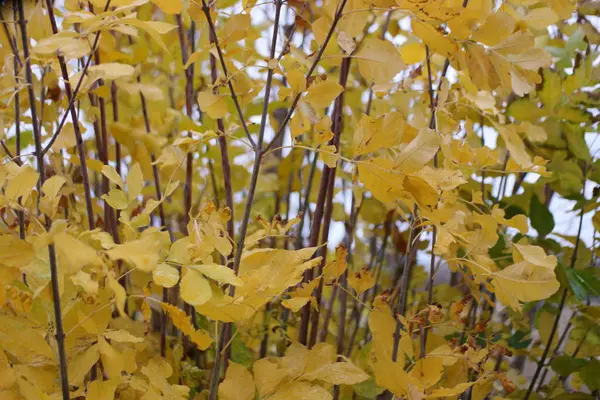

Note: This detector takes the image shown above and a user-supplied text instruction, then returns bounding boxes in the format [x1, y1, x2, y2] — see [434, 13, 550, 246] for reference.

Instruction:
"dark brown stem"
[524, 164, 587, 400]
[298, 162, 329, 345]
[176, 14, 194, 227]
[136, 58, 172, 357]
[45, 0, 104, 230]
[307, 56, 352, 348]
[11, 20, 24, 238]
[205, 3, 235, 371]
[207, 2, 283, 399]
[0, 7, 22, 68]
[200, 0, 256, 149]
[208, 37, 235, 240]
[17, 1, 69, 398]
[41, 2, 110, 157]
[90, 36, 114, 234]
[536, 313, 575, 389]
[421, 43, 438, 353]
[262, 0, 349, 155]
[294, 152, 318, 249]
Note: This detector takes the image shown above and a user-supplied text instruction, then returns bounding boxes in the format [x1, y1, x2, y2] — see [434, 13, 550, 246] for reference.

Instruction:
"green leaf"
[552, 393, 594, 400]
[530, 194, 554, 237]
[565, 268, 600, 301]
[564, 123, 592, 160]
[581, 359, 600, 391]
[538, 70, 561, 110]
[231, 330, 253, 369]
[353, 378, 385, 398]
[550, 355, 588, 377]
[507, 330, 532, 350]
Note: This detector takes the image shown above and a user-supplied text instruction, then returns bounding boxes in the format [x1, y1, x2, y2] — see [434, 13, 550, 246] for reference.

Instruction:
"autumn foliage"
[0, 0, 598, 399]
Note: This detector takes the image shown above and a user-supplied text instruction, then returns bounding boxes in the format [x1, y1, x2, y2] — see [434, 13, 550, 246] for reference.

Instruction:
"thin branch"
[41, 2, 110, 157]
[523, 163, 588, 400]
[207, 2, 283, 399]
[0, 7, 22, 68]
[262, 0, 349, 154]
[45, 0, 108, 230]
[176, 14, 194, 227]
[307, 56, 352, 349]
[17, 0, 69, 398]
[200, 0, 256, 149]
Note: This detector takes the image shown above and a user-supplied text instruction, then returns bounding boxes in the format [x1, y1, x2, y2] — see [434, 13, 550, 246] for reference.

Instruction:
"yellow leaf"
[399, 41, 426, 64]
[51, 122, 80, 150]
[323, 245, 348, 281]
[522, 7, 558, 30]
[426, 382, 475, 398]
[88, 62, 135, 80]
[412, 19, 457, 58]
[104, 330, 144, 343]
[184, 50, 204, 69]
[337, 31, 356, 53]
[107, 273, 127, 317]
[101, 189, 129, 210]
[70, 270, 99, 294]
[189, 263, 244, 286]
[369, 298, 399, 363]
[5, 166, 38, 203]
[253, 358, 289, 398]
[395, 128, 440, 171]
[311, 17, 330, 46]
[0, 235, 34, 268]
[68, 344, 99, 385]
[106, 235, 162, 272]
[161, 302, 213, 350]
[497, 125, 532, 168]
[197, 91, 228, 119]
[41, 175, 66, 199]
[356, 37, 404, 84]
[87, 379, 119, 400]
[471, 12, 515, 47]
[489, 257, 559, 312]
[180, 268, 212, 306]
[320, 144, 339, 168]
[409, 357, 443, 388]
[218, 362, 255, 400]
[301, 342, 369, 385]
[127, 162, 144, 200]
[491, 31, 535, 56]
[353, 112, 406, 156]
[288, 69, 306, 93]
[374, 357, 417, 398]
[282, 296, 312, 312]
[348, 267, 375, 294]
[358, 157, 405, 204]
[403, 175, 438, 207]
[290, 111, 310, 138]
[117, 17, 175, 53]
[508, 48, 552, 71]
[223, 14, 251, 43]
[0, 349, 16, 389]
[153, 263, 180, 288]
[151, 0, 182, 14]
[513, 244, 557, 269]
[492, 205, 528, 234]
[304, 80, 343, 109]
[54, 232, 101, 274]
[98, 336, 124, 378]
[268, 382, 331, 400]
